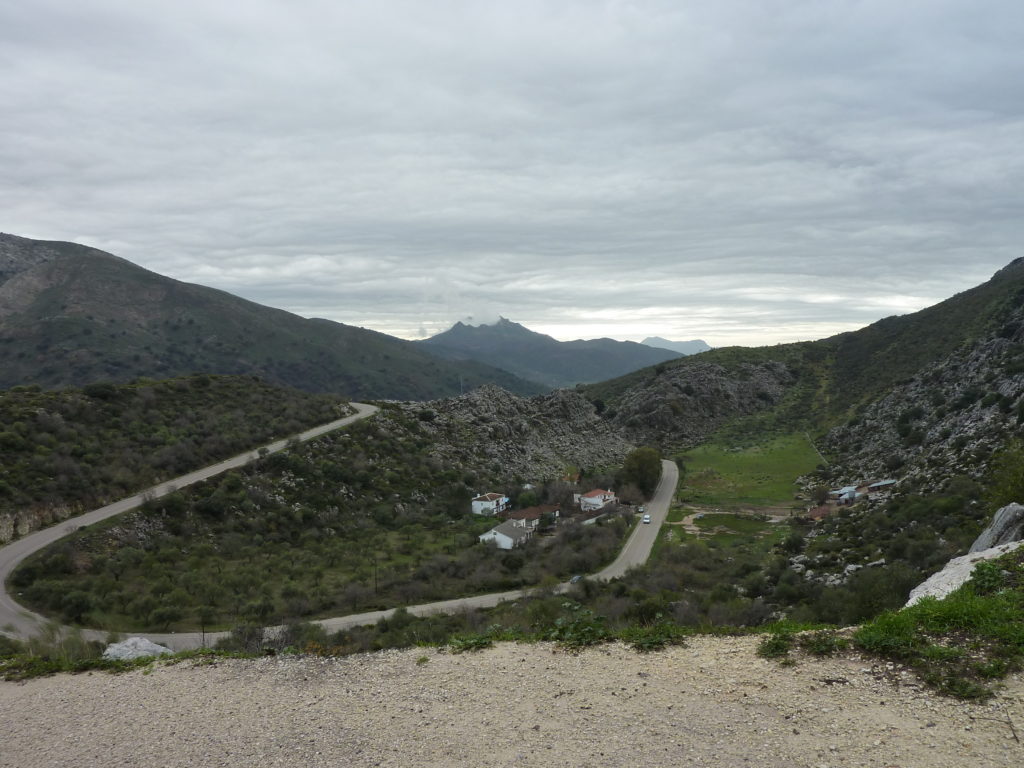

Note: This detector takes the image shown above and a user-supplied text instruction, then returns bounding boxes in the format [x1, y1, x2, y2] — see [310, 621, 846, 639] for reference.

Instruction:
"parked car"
[642, 514, 651, 524]
[569, 574, 584, 584]
[638, 506, 646, 513]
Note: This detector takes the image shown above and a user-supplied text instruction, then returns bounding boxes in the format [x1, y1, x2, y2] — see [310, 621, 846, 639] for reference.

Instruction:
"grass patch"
[757, 631, 795, 659]
[677, 434, 819, 507]
[693, 513, 771, 535]
[665, 505, 687, 523]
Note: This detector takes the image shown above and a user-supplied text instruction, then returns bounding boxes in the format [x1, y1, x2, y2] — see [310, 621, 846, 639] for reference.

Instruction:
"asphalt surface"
[0, 403, 378, 641]
[2, 439, 677, 652]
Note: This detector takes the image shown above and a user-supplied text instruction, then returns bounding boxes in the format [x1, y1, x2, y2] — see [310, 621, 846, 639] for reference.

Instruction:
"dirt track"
[2, 636, 1021, 767]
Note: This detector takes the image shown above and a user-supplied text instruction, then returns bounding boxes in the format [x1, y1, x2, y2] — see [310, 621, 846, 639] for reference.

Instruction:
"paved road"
[593, 459, 678, 580]
[142, 459, 680, 651]
[0, 403, 379, 641]
[2, 446, 677, 652]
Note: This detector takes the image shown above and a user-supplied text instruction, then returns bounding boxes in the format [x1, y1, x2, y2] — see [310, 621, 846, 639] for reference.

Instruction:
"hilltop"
[0, 234, 543, 400]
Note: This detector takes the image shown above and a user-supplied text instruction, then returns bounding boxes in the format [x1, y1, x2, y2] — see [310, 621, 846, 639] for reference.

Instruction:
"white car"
[642, 514, 651, 524]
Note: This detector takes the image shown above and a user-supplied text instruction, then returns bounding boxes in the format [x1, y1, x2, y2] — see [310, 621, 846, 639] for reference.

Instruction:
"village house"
[471, 492, 510, 516]
[478, 518, 534, 550]
[575, 488, 617, 512]
[504, 504, 560, 530]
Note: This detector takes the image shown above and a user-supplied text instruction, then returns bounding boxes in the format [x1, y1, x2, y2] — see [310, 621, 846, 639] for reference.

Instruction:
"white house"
[472, 492, 510, 516]
[478, 519, 533, 550]
[577, 488, 616, 513]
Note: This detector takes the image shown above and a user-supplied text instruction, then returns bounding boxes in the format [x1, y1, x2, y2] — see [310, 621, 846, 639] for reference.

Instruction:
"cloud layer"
[3, 1, 1022, 345]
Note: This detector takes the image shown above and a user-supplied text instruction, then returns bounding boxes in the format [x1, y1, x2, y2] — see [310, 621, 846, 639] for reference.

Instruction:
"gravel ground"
[2, 636, 1022, 767]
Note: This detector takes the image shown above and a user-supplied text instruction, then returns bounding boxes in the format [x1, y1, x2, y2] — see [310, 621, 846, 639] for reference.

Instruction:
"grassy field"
[693, 513, 773, 535]
[677, 433, 821, 507]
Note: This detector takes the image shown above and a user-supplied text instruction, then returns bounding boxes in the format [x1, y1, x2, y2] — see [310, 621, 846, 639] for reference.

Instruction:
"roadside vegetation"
[11, 412, 637, 632]
[0, 375, 347, 538]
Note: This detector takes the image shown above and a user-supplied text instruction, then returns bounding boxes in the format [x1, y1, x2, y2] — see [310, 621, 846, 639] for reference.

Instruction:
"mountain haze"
[417, 317, 681, 389]
[0, 234, 544, 399]
[641, 337, 711, 355]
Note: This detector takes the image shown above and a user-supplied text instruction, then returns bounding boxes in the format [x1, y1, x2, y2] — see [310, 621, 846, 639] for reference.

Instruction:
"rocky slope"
[395, 383, 633, 479]
[603, 357, 800, 446]
[820, 303, 1024, 491]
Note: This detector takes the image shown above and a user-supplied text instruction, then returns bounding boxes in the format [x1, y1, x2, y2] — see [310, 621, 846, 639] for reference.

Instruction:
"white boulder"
[905, 540, 1024, 607]
[103, 637, 174, 661]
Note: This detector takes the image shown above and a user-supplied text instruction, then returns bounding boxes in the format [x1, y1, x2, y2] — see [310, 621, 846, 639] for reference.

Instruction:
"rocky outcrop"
[102, 637, 173, 660]
[607, 360, 797, 445]
[821, 305, 1024, 490]
[905, 501, 1024, 606]
[400, 384, 633, 478]
[905, 540, 1024, 606]
[970, 503, 1024, 552]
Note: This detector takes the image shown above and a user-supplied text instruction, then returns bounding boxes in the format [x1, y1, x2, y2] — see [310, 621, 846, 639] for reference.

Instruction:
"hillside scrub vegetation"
[0, 376, 348, 542]
[11, 408, 635, 632]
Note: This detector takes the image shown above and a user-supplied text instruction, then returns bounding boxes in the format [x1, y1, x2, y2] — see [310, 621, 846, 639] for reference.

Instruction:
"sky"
[3, 1, 1023, 347]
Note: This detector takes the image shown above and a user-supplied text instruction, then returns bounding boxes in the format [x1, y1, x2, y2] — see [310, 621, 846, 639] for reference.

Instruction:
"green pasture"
[677, 433, 820, 507]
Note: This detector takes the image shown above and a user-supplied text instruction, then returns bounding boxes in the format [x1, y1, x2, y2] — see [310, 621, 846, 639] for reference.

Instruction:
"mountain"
[586, 259, 1024, 447]
[0, 234, 544, 399]
[641, 337, 711, 356]
[416, 317, 682, 389]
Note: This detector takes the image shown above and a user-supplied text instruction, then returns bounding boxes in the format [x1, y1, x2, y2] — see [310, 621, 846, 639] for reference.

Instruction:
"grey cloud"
[1, 0, 1022, 348]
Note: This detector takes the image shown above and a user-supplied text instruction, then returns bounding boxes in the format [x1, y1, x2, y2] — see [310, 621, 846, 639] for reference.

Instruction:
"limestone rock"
[905, 540, 1024, 606]
[969, 503, 1024, 552]
[103, 637, 173, 660]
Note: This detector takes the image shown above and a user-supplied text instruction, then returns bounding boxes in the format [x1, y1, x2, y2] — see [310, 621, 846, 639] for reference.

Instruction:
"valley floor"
[2, 637, 1021, 768]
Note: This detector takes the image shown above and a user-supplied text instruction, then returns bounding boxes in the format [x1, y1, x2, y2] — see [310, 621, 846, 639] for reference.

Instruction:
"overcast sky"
[3, 1, 1023, 347]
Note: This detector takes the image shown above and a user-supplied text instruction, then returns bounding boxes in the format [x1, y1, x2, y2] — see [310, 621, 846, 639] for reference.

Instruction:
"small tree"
[620, 447, 662, 498]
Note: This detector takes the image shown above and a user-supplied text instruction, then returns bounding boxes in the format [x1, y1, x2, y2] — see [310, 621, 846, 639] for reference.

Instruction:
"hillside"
[585, 260, 1024, 447]
[11, 384, 632, 630]
[0, 234, 543, 399]
[0, 375, 348, 543]
[417, 317, 680, 389]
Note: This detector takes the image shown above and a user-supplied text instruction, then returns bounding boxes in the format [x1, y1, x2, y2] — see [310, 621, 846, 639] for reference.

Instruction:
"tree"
[620, 447, 662, 498]
[985, 440, 1024, 511]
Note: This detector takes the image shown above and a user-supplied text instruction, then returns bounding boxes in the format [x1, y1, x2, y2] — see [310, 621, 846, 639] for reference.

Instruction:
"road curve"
[141, 459, 680, 651]
[3, 445, 676, 652]
[0, 403, 379, 641]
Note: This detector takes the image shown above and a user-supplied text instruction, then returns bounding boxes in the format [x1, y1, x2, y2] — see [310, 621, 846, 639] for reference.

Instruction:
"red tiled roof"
[581, 489, 613, 498]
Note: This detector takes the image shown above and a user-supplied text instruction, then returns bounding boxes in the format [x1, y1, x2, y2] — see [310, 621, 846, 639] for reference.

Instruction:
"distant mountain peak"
[641, 337, 711, 356]
[418, 319, 680, 388]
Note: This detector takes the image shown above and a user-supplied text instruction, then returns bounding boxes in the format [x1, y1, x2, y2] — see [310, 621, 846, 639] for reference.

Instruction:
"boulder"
[905, 540, 1024, 606]
[969, 503, 1024, 552]
[103, 637, 173, 661]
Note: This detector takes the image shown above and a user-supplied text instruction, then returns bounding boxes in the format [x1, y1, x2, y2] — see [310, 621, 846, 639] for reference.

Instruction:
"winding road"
[0, 403, 378, 642]
[1, 424, 678, 652]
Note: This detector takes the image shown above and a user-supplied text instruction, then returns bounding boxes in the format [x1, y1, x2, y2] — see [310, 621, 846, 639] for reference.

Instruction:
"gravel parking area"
[2, 636, 1022, 767]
